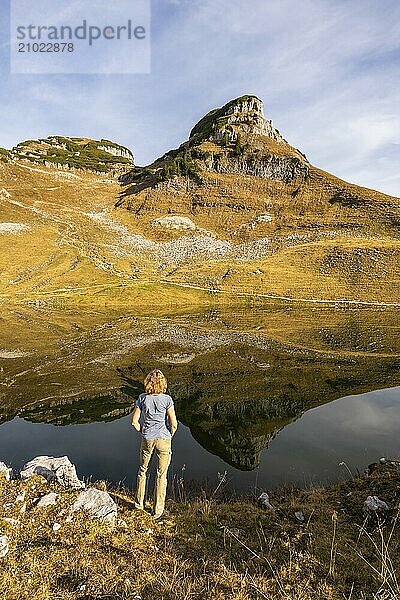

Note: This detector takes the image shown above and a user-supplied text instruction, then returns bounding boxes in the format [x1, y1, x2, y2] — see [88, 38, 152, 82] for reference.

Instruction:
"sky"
[0, 0, 399, 196]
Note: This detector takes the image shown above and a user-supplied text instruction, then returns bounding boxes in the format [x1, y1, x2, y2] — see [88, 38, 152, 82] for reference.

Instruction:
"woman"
[131, 369, 178, 520]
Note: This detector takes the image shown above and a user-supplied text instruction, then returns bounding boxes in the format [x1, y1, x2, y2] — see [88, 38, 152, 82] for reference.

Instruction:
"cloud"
[0, 0, 398, 194]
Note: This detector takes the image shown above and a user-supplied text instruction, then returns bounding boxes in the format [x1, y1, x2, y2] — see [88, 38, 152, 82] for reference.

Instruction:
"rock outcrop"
[189, 95, 286, 144]
[69, 488, 117, 523]
[121, 94, 310, 189]
[20, 456, 85, 490]
[204, 150, 308, 183]
[36, 492, 58, 508]
[9, 136, 134, 175]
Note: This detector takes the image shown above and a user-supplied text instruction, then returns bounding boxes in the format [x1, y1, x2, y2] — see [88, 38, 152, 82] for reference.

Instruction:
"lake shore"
[0, 457, 399, 599]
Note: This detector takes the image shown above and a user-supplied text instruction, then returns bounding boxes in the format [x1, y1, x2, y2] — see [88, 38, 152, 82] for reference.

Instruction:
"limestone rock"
[190, 95, 286, 143]
[10, 136, 134, 175]
[258, 492, 275, 511]
[36, 492, 58, 507]
[364, 495, 390, 513]
[206, 152, 308, 183]
[15, 491, 26, 503]
[20, 456, 85, 489]
[0, 461, 13, 481]
[152, 215, 197, 230]
[0, 535, 9, 558]
[69, 488, 117, 523]
[2, 518, 19, 527]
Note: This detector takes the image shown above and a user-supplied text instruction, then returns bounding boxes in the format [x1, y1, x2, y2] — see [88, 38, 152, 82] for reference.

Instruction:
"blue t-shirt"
[136, 393, 173, 440]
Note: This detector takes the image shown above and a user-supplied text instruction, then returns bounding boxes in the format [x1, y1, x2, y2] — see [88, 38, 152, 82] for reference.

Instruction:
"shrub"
[157, 149, 201, 182]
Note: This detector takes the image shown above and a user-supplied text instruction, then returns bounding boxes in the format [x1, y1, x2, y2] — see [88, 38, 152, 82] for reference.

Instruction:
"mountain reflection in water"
[0, 305, 399, 488]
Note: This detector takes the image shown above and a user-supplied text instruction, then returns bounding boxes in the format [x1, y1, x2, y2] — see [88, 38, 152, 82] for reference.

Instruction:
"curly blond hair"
[144, 369, 168, 395]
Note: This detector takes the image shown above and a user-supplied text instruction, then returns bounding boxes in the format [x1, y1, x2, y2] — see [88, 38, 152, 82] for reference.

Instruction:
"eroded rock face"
[20, 456, 85, 490]
[69, 488, 117, 523]
[205, 152, 309, 183]
[189, 95, 285, 143]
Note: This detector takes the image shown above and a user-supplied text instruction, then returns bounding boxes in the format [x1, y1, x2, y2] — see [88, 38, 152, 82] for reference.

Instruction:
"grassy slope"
[1, 131, 399, 304]
[1, 460, 399, 599]
[117, 135, 400, 303]
[166, 236, 400, 303]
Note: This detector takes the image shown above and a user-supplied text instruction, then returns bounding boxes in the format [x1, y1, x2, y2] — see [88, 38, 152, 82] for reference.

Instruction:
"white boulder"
[364, 495, 390, 512]
[152, 215, 197, 230]
[36, 492, 58, 508]
[258, 492, 275, 511]
[0, 462, 13, 481]
[20, 456, 85, 489]
[69, 488, 117, 523]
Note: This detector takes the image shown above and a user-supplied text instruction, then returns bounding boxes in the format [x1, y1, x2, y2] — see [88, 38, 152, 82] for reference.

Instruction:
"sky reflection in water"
[0, 386, 399, 492]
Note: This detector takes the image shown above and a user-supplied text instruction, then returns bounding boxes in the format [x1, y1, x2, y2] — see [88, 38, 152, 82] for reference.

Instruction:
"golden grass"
[1, 461, 399, 599]
[160, 237, 400, 304]
[1, 143, 399, 306]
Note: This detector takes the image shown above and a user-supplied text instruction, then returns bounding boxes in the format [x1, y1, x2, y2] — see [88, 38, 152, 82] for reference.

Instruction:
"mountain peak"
[189, 94, 285, 144]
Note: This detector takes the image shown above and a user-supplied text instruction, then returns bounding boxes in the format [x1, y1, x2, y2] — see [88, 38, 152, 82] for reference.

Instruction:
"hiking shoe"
[153, 509, 170, 522]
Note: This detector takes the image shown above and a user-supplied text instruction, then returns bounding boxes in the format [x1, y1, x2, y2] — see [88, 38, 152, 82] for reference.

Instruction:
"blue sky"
[1, 0, 399, 195]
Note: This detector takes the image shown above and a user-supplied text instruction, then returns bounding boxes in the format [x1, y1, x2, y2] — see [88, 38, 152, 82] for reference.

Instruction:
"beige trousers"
[135, 437, 172, 517]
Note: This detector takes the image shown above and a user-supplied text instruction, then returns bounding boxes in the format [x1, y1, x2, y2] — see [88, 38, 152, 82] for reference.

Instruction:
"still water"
[0, 305, 399, 492]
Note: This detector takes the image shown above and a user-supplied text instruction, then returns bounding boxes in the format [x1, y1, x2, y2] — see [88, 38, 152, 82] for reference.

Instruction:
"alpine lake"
[1, 302, 399, 494]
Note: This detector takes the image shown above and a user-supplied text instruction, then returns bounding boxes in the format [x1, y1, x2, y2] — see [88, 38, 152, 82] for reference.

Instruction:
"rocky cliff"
[189, 94, 287, 144]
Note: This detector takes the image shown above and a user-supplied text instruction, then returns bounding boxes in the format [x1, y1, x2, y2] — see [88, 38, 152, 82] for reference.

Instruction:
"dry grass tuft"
[1, 462, 399, 599]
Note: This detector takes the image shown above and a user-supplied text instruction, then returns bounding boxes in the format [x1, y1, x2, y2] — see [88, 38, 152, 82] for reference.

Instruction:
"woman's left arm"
[131, 407, 141, 432]
[167, 406, 178, 436]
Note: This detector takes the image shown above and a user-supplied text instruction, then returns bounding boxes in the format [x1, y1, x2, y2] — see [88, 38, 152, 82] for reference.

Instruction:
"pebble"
[295, 511, 305, 522]
[117, 519, 128, 528]
[0, 535, 9, 558]
[2, 518, 19, 527]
